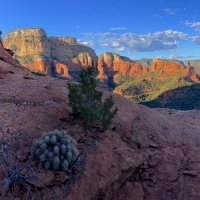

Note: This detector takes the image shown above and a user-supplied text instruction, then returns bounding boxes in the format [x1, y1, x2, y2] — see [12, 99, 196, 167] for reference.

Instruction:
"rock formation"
[183, 66, 200, 82]
[97, 52, 147, 79]
[110, 57, 200, 106]
[97, 53, 200, 82]
[151, 59, 185, 75]
[53, 61, 73, 79]
[3, 28, 200, 84]
[184, 60, 200, 75]
[3, 28, 97, 78]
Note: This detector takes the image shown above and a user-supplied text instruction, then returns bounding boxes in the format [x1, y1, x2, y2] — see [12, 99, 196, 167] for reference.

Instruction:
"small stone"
[146, 181, 154, 187]
[0, 74, 5, 79]
[111, 124, 116, 131]
[141, 172, 150, 180]
[142, 182, 148, 190]
[45, 85, 51, 89]
[79, 135, 86, 143]
[24, 170, 68, 188]
[151, 178, 157, 184]
[183, 171, 197, 176]
[141, 161, 149, 169]
[57, 109, 69, 120]
[166, 185, 173, 191]
[148, 161, 158, 167]
[146, 168, 154, 176]
[147, 134, 154, 140]
[149, 143, 159, 148]
[8, 70, 15, 74]
[23, 74, 35, 79]
[0, 65, 8, 74]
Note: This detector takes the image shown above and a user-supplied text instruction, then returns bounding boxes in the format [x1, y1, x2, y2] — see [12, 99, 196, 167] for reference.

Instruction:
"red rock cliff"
[97, 52, 146, 79]
[3, 28, 97, 78]
[151, 59, 185, 75]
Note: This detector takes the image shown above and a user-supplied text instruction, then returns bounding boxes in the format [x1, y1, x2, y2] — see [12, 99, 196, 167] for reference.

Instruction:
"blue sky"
[1, 0, 200, 60]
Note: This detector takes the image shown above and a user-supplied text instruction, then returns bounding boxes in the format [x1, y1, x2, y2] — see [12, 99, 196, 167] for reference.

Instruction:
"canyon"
[3, 28, 200, 81]
[3, 28, 200, 109]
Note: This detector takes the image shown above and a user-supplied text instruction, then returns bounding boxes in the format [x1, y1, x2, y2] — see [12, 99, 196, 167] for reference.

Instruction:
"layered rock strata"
[3, 28, 97, 78]
[97, 53, 199, 83]
[151, 59, 185, 75]
[97, 52, 149, 79]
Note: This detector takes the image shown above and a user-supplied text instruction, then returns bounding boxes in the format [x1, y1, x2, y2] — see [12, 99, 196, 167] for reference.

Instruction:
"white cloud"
[190, 36, 200, 45]
[112, 41, 120, 47]
[157, 56, 166, 59]
[149, 14, 162, 18]
[169, 54, 196, 59]
[82, 30, 188, 52]
[186, 21, 200, 32]
[191, 22, 200, 28]
[110, 27, 126, 31]
[115, 47, 125, 51]
[76, 25, 80, 28]
[77, 39, 96, 48]
[185, 21, 200, 44]
[162, 8, 180, 15]
[84, 32, 112, 38]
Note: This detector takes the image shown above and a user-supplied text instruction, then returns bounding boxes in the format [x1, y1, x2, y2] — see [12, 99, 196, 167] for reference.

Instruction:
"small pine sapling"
[67, 66, 118, 132]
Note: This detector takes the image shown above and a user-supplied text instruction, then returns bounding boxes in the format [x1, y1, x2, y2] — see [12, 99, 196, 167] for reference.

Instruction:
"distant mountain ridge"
[132, 58, 153, 67]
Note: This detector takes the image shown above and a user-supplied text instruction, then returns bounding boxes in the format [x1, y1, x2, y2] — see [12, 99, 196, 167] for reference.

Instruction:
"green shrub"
[114, 68, 194, 104]
[31, 130, 79, 172]
[67, 66, 118, 132]
[133, 134, 142, 149]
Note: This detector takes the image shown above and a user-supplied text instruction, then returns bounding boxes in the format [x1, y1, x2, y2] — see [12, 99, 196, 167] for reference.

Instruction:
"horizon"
[1, 0, 200, 61]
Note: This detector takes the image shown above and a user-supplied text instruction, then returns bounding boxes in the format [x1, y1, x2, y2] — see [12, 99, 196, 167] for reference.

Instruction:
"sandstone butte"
[0, 44, 200, 199]
[3, 28, 97, 79]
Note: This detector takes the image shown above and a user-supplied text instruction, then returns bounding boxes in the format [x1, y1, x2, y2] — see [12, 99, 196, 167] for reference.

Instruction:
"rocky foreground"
[0, 45, 200, 199]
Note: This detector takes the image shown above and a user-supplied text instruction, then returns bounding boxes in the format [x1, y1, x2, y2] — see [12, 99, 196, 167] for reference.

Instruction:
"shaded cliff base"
[141, 84, 200, 110]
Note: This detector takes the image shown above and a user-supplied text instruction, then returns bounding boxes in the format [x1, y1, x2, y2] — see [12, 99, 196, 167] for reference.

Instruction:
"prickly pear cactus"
[32, 130, 79, 172]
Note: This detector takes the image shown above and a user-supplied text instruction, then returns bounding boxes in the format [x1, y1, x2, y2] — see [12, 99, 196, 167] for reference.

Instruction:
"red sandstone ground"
[0, 46, 200, 200]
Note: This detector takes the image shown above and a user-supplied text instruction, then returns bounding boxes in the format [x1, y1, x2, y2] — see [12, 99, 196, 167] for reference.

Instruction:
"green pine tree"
[67, 66, 118, 132]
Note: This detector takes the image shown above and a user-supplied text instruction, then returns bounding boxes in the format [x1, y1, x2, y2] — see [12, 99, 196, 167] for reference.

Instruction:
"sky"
[1, 0, 200, 60]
